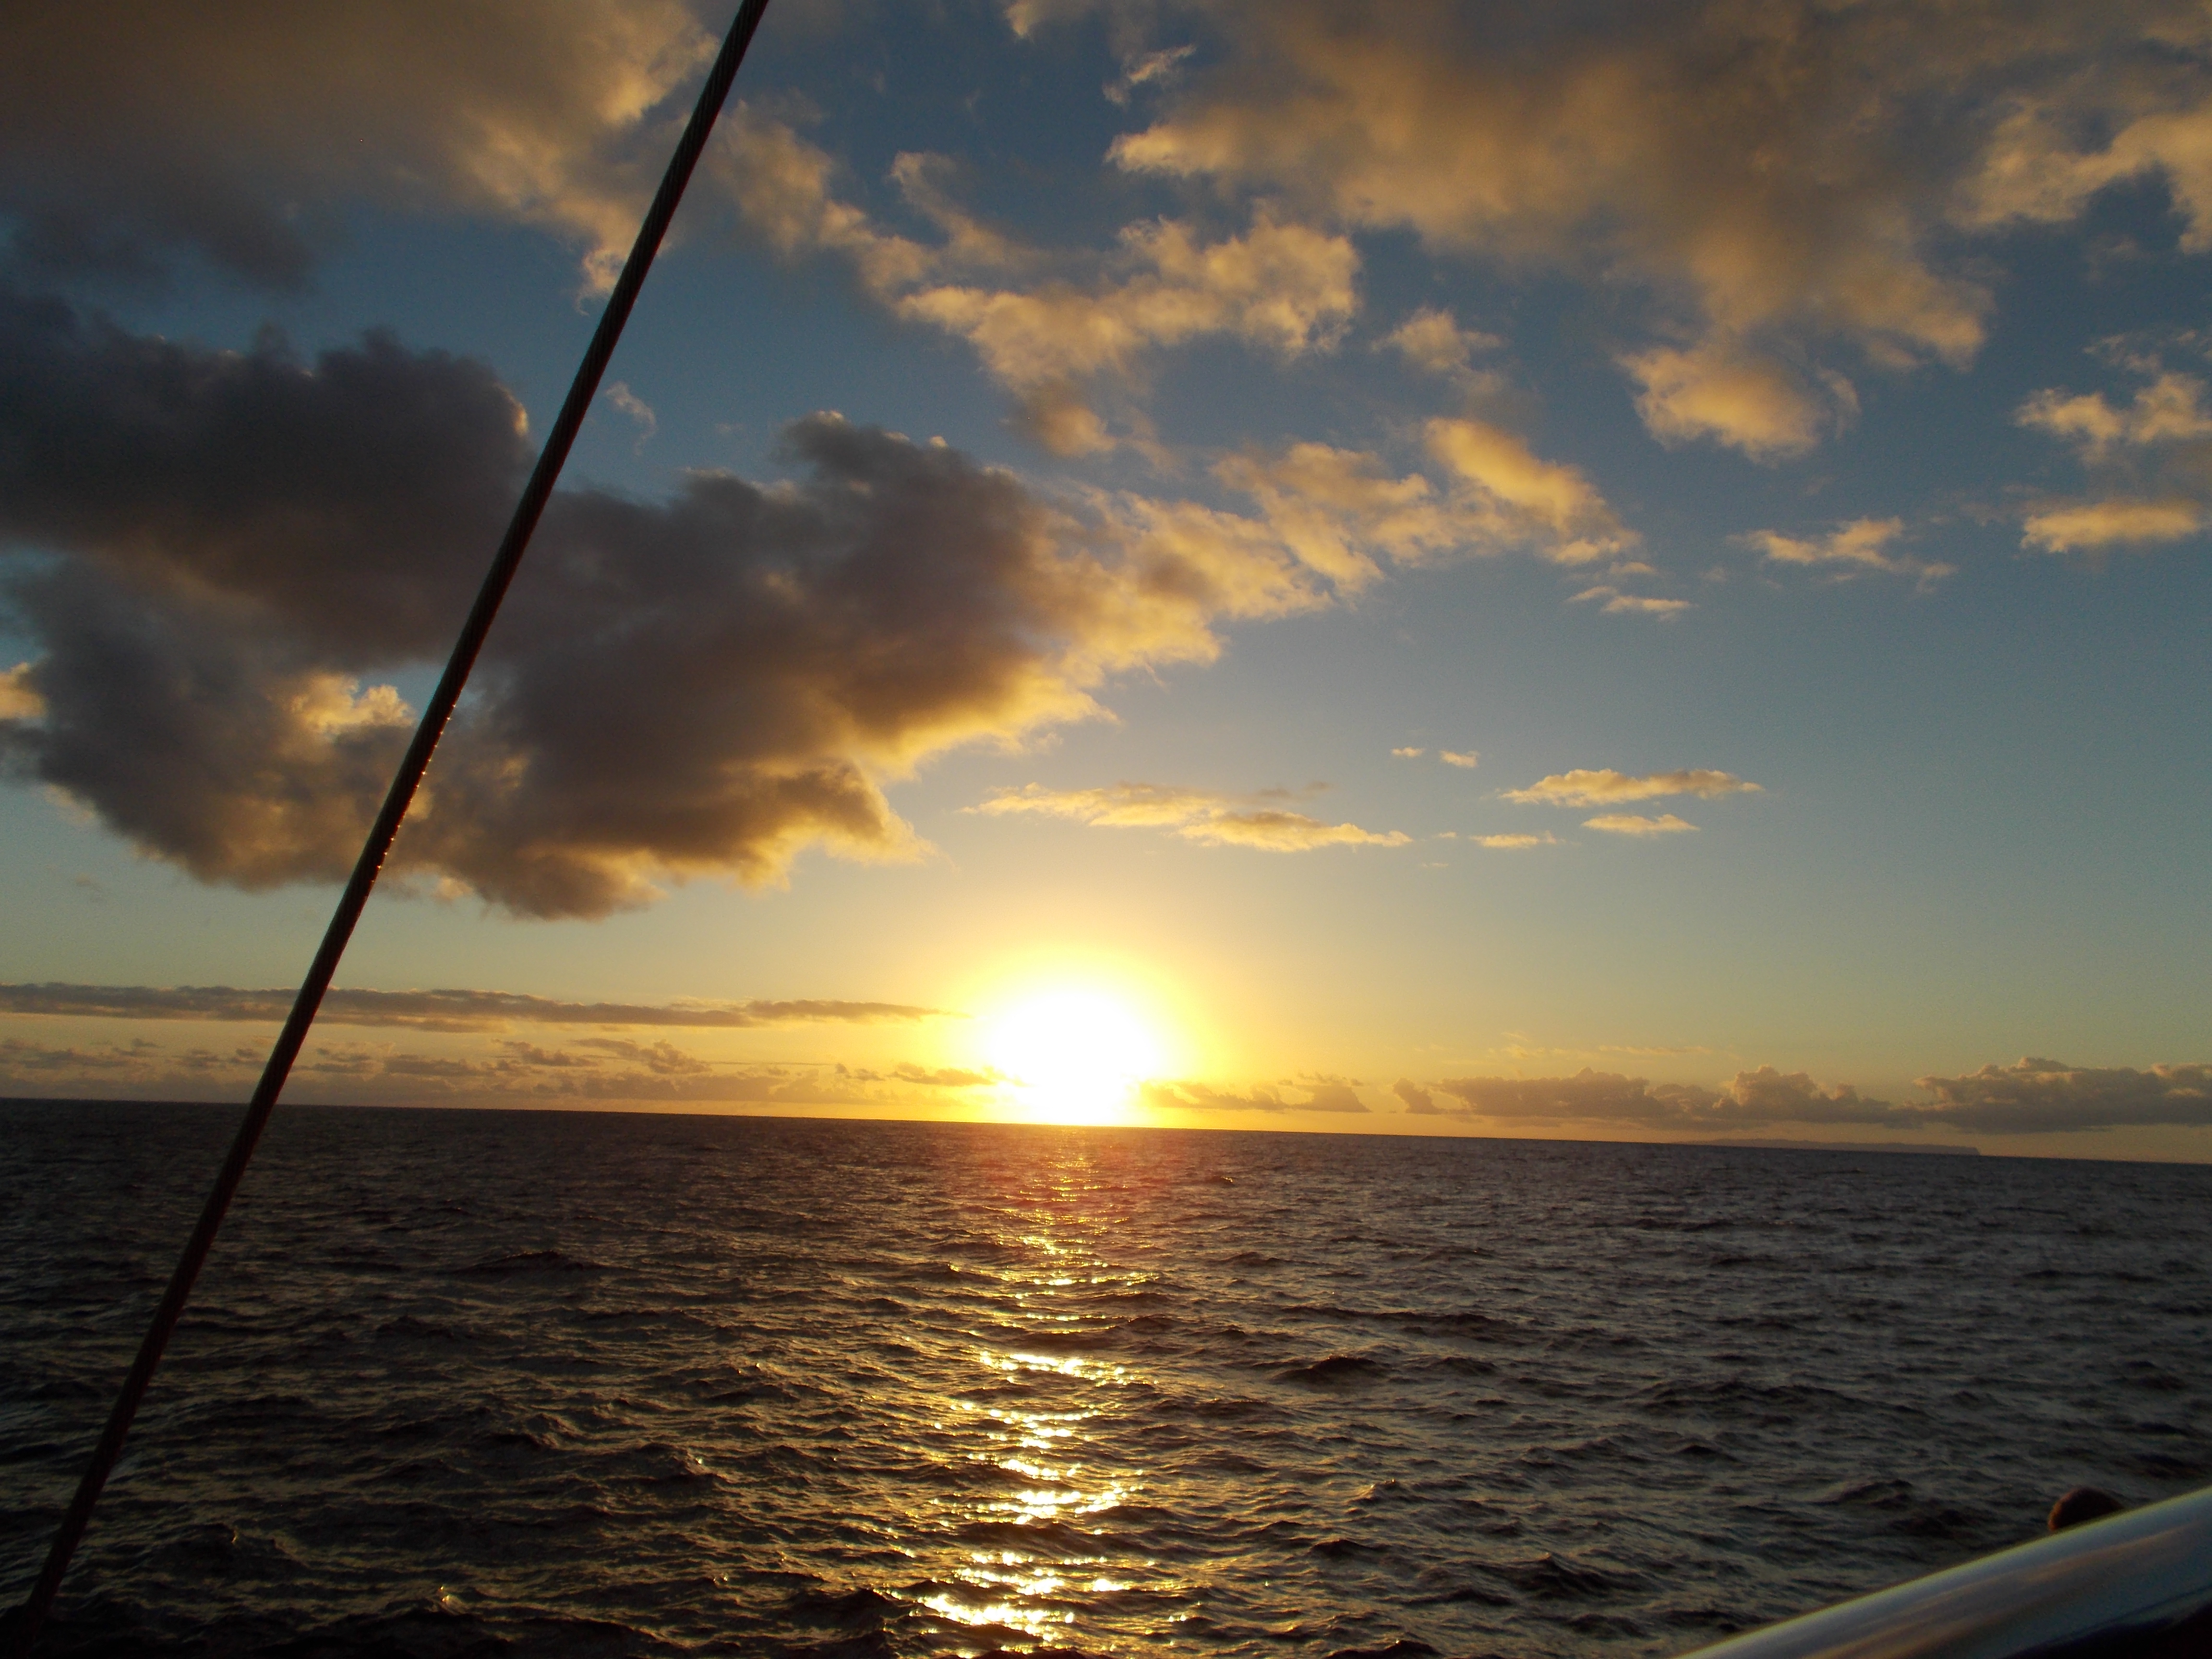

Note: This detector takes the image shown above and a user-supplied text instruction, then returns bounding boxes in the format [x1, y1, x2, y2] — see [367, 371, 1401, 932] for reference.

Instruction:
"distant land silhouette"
[1698, 1138, 1981, 1155]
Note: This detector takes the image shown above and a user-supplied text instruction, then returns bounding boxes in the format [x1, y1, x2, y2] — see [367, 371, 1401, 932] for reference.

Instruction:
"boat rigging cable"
[1, 4, 773, 1649]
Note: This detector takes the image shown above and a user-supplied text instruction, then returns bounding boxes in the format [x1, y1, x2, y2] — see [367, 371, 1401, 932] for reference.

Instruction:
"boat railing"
[1679, 1481, 2212, 1659]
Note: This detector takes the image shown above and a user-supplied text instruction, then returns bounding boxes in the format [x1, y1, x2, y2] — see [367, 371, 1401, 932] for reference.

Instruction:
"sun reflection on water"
[906, 1164, 1178, 1649]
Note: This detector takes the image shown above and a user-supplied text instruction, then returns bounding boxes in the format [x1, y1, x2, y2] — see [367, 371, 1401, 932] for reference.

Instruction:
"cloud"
[974, 781, 1409, 851]
[1405, 1057, 2212, 1135]
[2020, 498, 2208, 553]
[0, 982, 950, 1033]
[1623, 341, 1843, 460]
[722, 108, 1358, 451]
[1185, 810, 1409, 851]
[1142, 1077, 1370, 1112]
[1503, 768, 1760, 806]
[1106, 46, 1198, 108]
[1392, 746, 1426, 759]
[1742, 517, 1952, 586]
[1472, 831, 1559, 849]
[1382, 306, 1502, 378]
[0, 1, 717, 289]
[1429, 1069, 1715, 1123]
[1212, 441, 1491, 586]
[898, 211, 1360, 398]
[56, 1019, 1001, 1108]
[1583, 813, 1697, 835]
[1962, 60, 2212, 253]
[1717, 1066, 1904, 1127]
[2015, 362, 2212, 553]
[1423, 418, 1638, 566]
[2018, 373, 2212, 460]
[1913, 1058, 2212, 1132]
[1094, 1, 2176, 453]
[1569, 585, 1691, 617]
[0, 662, 42, 720]
[1439, 749, 1479, 768]
[1394, 1077, 1438, 1113]
[0, 1023, 1020, 1109]
[602, 381, 657, 451]
[1426, 1065, 1906, 1128]
[0, 296, 1420, 917]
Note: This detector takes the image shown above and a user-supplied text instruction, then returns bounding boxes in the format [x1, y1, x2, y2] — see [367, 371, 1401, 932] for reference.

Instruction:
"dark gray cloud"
[0, 982, 949, 1033]
[0, 292, 528, 657]
[1914, 1058, 2212, 1132]
[0, 295, 1297, 915]
[0, 1, 715, 288]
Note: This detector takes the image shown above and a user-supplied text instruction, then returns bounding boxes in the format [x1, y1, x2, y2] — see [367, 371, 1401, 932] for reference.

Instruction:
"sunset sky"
[1, 0, 2206, 1156]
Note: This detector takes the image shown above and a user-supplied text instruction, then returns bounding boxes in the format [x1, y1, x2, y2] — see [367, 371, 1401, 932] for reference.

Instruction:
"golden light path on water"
[918, 1165, 1177, 1647]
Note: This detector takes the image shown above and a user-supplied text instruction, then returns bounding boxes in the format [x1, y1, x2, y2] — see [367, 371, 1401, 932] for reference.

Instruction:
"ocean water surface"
[3, 1101, 2209, 1658]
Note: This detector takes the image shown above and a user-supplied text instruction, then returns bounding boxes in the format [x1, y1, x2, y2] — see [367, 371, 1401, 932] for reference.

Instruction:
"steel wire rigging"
[1, 4, 775, 1649]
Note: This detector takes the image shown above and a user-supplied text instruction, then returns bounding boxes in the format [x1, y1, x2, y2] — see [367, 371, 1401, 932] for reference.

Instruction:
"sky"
[0, 0, 2206, 1157]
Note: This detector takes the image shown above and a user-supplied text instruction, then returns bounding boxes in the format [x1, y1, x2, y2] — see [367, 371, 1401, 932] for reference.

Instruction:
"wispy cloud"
[1471, 831, 1560, 849]
[724, 106, 1357, 454]
[973, 782, 1409, 852]
[0, 982, 951, 1033]
[1582, 813, 1697, 835]
[2018, 372, 2212, 460]
[1502, 769, 1760, 807]
[1569, 585, 1691, 617]
[1741, 517, 1952, 586]
[601, 381, 657, 451]
[2021, 497, 2206, 554]
[2014, 362, 2212, 553]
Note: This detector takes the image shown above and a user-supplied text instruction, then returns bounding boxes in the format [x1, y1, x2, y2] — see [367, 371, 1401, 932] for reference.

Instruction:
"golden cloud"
[1582, 813, 1698, 836]
[1423, 418, 1636, 566]
[2020, 497, 2207, 553]
[1503, 768, 1760, 806]
[973, 781, 1408, 851]
[1099, 0, 2077, 454]
[1743, 517, 1953, 586]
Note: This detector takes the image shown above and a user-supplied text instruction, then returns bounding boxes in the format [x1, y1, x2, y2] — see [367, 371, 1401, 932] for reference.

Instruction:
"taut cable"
[2, 4, 772, 1649]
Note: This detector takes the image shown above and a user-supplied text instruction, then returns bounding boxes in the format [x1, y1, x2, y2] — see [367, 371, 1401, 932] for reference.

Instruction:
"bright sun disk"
[983, 986, 1167, 1124]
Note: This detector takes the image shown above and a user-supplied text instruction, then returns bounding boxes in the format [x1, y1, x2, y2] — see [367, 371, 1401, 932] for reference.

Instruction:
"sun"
[982, 985, 1170, 1125]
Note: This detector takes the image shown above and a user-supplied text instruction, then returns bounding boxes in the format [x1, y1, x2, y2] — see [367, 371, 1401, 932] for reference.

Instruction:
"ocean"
[3, 1101, 2209, 1658]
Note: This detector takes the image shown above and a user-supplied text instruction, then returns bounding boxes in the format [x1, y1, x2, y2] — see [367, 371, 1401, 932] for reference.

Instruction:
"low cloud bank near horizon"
[0, 982, 952, 1034]
[3, 1033, 2203, 1138]
[1142, 1076, 1369, 1114]
[0, 1030, 930, 1110]
[1402, 1058, 2212, 1135]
